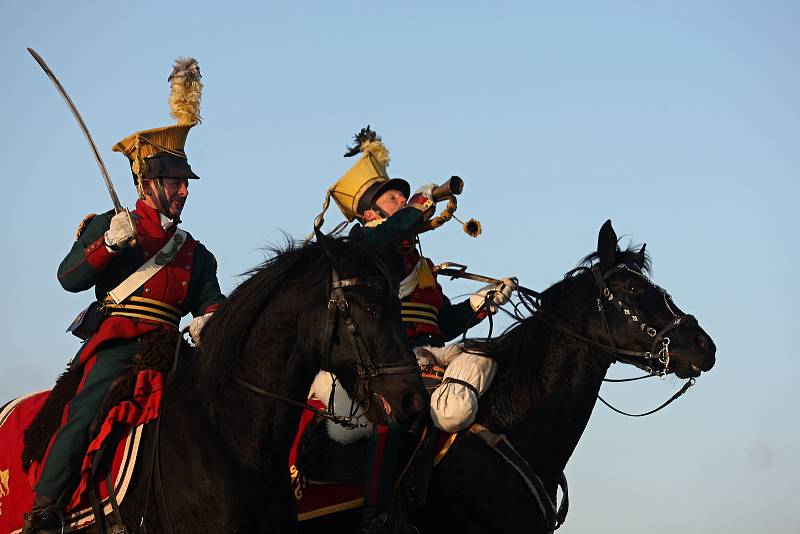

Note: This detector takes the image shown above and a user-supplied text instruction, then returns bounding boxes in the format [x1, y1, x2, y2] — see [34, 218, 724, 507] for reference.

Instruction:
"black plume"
[344, 125, 380, 157]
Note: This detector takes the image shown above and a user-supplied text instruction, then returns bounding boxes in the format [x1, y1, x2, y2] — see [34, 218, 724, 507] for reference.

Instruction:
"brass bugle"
[431, 176, 464, 201]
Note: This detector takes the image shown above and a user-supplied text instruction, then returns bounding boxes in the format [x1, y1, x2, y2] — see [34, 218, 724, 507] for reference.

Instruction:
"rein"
[442, 263, 698, 417]
[236, 266, 418, 429]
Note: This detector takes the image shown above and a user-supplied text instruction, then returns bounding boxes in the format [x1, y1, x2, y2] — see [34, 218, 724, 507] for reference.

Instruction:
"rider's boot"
[359, 505, 391, 534]
[21, 494, 62, 534]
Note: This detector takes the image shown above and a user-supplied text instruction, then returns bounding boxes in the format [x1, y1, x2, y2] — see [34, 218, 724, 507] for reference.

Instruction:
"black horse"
[298, 220, 716, 534]
[82, 236, 427, 533]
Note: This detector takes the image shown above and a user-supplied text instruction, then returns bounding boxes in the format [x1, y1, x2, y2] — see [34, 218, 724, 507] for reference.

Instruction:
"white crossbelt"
[108, 229, 188, 304]
[398, 259, 422, 299]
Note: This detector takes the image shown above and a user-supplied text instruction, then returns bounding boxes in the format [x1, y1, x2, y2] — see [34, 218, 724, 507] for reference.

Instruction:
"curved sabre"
[28, 47, 136, 243]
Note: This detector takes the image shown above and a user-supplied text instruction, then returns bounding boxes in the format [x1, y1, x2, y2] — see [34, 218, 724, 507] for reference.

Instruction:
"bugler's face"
[374, 189, 407, 217]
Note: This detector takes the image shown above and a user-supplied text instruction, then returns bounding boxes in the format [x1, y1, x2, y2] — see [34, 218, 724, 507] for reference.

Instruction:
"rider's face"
[144, 178, 189, 218]
[373, 189, 407, 217]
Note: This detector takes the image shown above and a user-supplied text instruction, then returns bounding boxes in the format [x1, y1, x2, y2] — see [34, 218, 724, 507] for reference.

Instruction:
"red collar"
[134, 199, 174, 239]
[134, 199, 161, 225]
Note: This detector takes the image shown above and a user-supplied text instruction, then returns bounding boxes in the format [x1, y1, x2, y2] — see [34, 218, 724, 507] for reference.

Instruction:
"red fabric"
[288, 399, 365, 519]
[131, 200, 198, 312]
[26, 357, 101, 490]
[77, 201, 199, 367]
[366, 425, 389, 505]
[398, 248, 447, 339]
[84, 236, 115, 270]
[202, 303, 221, 315]
[0, 392, 48, 533]
[69, 369, 163, 509]
[0, 370, 163, 532]
[289, 398, 325, 468]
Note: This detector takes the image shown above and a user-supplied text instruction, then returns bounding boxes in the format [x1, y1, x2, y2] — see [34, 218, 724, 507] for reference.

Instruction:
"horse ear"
[597, 219, 618, 266]
[315, 228, 335, 261]
[638, 243, 647, 264]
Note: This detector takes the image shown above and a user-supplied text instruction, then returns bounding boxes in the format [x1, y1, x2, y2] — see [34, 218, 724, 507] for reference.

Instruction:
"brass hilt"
[123, 208, 138, 248]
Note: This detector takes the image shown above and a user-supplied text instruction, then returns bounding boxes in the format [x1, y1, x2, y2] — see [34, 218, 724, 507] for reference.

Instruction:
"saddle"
[290, 365, 454, 522]
[0, 330, 189, 533]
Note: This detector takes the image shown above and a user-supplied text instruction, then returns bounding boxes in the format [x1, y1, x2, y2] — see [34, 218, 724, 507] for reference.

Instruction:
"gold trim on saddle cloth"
[297, 497, 365, 521]
[103, 295, 181, 328]
[401, 302, 439, 327]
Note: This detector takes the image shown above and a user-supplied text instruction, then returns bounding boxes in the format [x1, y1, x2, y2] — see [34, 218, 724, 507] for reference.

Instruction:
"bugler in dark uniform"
[23, 58, 225, 533]
[315, 127, 515, 533]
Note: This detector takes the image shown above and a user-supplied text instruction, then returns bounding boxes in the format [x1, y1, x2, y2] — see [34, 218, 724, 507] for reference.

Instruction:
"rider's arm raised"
[356, 206, 425, 248]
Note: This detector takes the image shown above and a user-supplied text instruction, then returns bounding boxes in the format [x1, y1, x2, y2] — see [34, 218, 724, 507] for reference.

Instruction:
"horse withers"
[297, 220, 716, 534]
[0, 234, 427, 534]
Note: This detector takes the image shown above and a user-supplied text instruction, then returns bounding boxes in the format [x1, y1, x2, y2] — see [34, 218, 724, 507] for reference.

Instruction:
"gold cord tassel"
[417, 260, 436, 289]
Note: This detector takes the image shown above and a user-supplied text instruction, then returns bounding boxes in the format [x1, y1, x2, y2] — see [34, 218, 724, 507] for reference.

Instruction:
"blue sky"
[1, 2, 798, 532]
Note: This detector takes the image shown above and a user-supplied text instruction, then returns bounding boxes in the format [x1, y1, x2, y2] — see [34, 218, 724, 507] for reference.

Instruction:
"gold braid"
[420, 197, 458, 233]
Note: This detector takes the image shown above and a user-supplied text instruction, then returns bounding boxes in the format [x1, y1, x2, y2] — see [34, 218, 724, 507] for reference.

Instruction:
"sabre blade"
[27, 47, 123, 214]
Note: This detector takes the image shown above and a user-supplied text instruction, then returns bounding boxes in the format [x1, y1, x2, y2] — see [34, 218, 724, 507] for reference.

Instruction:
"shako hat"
[329, 126, 410, 222]
[113, 58, 203, 189]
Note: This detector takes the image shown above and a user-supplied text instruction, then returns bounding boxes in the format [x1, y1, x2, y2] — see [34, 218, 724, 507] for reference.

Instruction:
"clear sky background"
[1, 2, 797, 533]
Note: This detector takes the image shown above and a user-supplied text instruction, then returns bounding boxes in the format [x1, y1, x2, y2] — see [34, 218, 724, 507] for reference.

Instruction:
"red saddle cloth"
[288, 399, 364, 521]
[0, 369, 162, 533]
[288, 400, 458, 522]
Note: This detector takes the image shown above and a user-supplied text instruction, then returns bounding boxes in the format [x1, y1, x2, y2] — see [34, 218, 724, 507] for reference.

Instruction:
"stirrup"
[22, 507, 63, 534]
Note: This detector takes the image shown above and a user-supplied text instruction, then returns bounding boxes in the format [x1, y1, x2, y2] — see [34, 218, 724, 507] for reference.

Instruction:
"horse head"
[196, 234, 427, 433]
[591, 220, 716, 378]
[302, 233, 427, 426]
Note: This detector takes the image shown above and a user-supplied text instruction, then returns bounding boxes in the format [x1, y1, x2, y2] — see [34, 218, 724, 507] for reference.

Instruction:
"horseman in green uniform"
[22, 58, 225, 533]
[316, 127, 515, 533]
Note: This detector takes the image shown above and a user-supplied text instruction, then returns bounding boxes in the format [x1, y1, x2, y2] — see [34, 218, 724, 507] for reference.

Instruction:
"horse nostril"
[695, 334, 708, 352]
[401, 391, 425, 415]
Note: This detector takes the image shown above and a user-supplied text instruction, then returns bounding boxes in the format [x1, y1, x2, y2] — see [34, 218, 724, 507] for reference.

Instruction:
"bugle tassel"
[452, 214, 482, 238]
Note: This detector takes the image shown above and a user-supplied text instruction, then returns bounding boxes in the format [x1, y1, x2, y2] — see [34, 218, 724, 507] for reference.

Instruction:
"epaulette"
[75, 213, 97, 239]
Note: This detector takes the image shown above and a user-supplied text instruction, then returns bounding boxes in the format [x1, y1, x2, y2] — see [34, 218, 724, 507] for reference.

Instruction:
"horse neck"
[491, 296, 614, 490]
[177, 308, 318, 469]
[514, 334, 610, 482]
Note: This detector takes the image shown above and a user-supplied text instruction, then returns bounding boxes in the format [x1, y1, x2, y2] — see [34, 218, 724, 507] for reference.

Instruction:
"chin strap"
[151, 179, 174, 219]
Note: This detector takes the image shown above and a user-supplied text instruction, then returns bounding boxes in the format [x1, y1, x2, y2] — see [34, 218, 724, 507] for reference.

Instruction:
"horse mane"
[465, 242, 650, 428]
[193, 236, 390, 393]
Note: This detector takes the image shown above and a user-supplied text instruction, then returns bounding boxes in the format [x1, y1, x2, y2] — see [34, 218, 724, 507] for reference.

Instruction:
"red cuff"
[406, 194, 434, 213]
[84, 235, 116, 270]
[202, 303, 221, 315]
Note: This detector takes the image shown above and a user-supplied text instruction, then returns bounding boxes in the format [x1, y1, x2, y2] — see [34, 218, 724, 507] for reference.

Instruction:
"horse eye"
[364, 305, 380, 317]
[628, 285, 643, 295]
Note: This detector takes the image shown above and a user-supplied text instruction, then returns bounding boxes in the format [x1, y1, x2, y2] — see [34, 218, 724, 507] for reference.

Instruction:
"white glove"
[469, 277, 517, 314]
[412, 183, 436, 200]
[189, 313, 212, 345]
[104, 211, 136, 250]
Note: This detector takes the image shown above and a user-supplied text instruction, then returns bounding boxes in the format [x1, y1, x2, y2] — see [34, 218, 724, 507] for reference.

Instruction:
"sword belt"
[102, 295, 181, 329]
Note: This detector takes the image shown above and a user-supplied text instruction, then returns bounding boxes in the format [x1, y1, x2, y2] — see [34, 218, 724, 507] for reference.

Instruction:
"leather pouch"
[66, 301, 106, 340]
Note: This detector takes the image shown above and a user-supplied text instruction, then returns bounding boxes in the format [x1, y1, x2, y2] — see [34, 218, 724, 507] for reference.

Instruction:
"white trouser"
[415, 344, 497, 433]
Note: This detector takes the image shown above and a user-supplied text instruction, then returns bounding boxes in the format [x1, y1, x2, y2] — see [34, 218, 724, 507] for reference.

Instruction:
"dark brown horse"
[299, 220, 716, 534]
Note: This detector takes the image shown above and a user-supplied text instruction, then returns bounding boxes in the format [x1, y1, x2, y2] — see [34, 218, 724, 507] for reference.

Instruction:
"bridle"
[588, 263, 697, 377]
[513, 262, 699, 417]
[235, 266, 419, 429]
